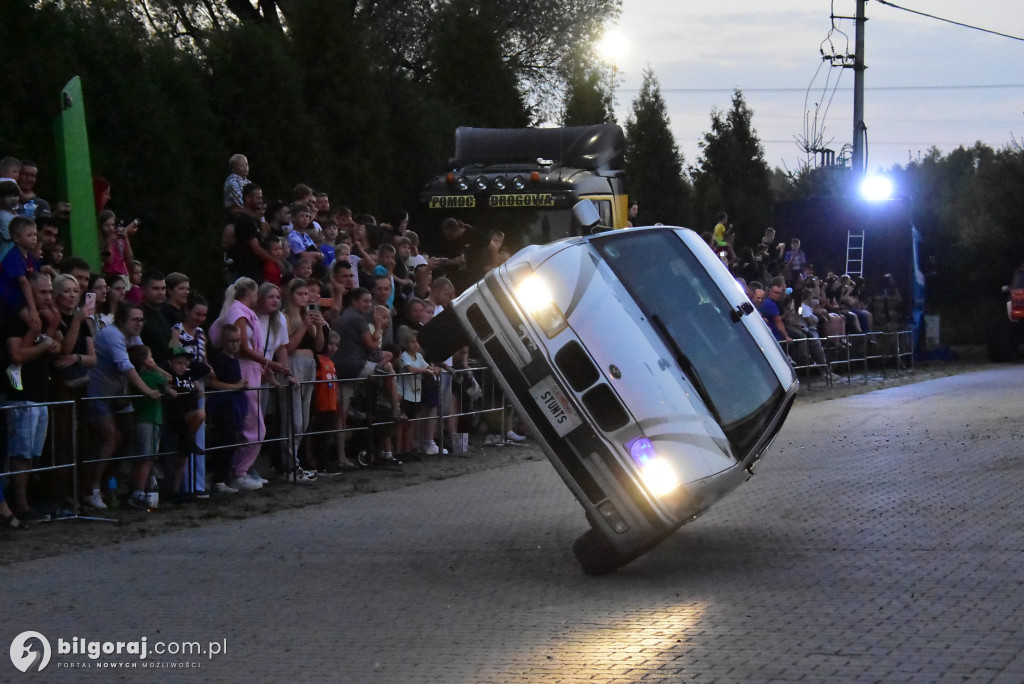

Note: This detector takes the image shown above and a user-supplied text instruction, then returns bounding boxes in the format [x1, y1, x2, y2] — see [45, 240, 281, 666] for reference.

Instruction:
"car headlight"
[628, 437, 681, 497]
[514, 274, 566, 337]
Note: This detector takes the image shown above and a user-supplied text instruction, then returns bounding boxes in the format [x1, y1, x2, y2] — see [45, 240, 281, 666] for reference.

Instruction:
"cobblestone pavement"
[3, 366, 1023, 683]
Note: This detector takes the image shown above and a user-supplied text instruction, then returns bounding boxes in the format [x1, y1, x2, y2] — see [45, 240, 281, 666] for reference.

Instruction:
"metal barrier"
[0, 398, 80, 520]
[3, 334, 916, 521]
[783, 329, 914, 386]
[291, 363, 507, 467]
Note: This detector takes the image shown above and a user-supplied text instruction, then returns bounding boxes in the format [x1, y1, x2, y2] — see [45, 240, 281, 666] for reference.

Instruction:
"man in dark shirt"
[3, 271, 61, 518]
[140, 269, 173, 363]
[758, 282, 793, 344]
[228, 183, 273, 283]
[437, 217, 493, 293]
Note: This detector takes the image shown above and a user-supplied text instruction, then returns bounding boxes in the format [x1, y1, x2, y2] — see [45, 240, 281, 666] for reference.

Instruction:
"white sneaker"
[214, 482, 238, 494]
[248, 469, 270, 485]
[506, 430, 527, 443]
[5, 363, 23, 392]
[231, 476, 262, 491]
[83, 490, 107, 509]
[423, 441, 440, 455]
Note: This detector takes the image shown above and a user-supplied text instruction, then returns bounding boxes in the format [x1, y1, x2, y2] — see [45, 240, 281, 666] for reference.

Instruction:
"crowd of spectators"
[0, 153, 522, 529]
[705, 213, 904, 371]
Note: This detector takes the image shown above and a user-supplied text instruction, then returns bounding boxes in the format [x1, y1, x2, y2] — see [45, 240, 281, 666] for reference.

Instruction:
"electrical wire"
[874, 0, 1024, 42]
[618, 85, 1024, 94]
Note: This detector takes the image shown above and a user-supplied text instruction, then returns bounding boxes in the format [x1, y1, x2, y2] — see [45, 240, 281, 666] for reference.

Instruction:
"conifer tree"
[692, 90, 774, 244]
[624, 67, 691, 226]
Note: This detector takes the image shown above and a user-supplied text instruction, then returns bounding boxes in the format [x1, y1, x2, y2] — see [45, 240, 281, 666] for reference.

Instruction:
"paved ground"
[3, 364, 1023, 682]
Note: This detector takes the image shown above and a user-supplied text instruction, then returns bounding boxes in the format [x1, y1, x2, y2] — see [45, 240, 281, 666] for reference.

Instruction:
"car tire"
[420, 307, 470, 364]
[572, 528, 630, 575]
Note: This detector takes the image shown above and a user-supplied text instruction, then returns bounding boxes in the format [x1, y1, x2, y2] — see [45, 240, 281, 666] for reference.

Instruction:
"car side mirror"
[572, 199, 603, 233]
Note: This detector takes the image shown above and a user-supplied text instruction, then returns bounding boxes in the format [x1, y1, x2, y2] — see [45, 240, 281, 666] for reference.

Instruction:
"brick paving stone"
[2, 367, 1024, 682]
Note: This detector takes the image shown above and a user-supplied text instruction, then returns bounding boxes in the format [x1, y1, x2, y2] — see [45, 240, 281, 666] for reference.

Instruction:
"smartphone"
[307, 303, 320, 313]
[85, 292, 96, 308]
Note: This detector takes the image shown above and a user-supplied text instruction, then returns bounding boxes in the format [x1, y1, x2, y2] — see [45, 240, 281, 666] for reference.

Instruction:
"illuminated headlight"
[456, 176, 470, 191]
[514, 274, 566, 337]
[628, 437, 681, 497]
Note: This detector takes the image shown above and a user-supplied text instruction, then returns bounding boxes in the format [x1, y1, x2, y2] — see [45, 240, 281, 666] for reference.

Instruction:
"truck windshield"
[425, 209, 579, 252]
[592, 229, 784, 456]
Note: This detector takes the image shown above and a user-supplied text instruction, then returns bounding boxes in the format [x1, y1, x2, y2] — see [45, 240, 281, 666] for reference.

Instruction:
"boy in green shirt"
[127, 345, 174, 510]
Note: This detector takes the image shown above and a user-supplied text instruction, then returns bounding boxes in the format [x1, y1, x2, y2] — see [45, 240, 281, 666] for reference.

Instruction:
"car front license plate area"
[529, 376, 583, 438]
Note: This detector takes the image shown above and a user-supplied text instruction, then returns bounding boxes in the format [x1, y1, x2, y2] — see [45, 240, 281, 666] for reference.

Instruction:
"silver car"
[422, 224, 798, 573]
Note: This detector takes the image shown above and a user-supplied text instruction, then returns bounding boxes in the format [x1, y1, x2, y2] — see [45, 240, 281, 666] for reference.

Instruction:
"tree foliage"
[623, 67, 691, 226]
[1, 0, 619, 299]
[691, 90, 773, 245]
[561, 45, 616, 127]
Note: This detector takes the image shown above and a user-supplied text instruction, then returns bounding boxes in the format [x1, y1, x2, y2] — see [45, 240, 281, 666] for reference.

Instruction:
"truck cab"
[418, 125, 629, 253]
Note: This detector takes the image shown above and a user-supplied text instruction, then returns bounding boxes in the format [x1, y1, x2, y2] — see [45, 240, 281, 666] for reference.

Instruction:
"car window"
[592, 229, 783, 455]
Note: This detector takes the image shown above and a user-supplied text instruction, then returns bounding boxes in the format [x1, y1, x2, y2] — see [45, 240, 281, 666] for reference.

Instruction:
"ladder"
[846, 230, 865, 278]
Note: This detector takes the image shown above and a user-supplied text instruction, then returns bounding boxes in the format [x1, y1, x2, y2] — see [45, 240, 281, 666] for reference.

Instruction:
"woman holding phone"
[283, 278, 325, 480]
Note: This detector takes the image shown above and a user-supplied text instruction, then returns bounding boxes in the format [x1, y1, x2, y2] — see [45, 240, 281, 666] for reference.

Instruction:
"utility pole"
[852, 0, 867, 175]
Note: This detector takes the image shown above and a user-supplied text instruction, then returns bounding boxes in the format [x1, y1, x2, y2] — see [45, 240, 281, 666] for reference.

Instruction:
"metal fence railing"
[2, 334, 915, 522]
[782, 329, 914, 387]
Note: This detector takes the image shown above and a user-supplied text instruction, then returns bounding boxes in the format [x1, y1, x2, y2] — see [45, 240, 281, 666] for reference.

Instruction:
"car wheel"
[420, 307, 470, 364]
[572, 528, 629, 575]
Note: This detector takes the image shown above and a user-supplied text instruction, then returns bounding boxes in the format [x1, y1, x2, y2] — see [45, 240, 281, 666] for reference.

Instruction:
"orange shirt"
[313, 354, 338, 412]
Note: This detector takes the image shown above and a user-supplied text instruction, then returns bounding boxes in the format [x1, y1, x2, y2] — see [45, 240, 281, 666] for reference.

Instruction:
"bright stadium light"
[860, 175, 894, 202]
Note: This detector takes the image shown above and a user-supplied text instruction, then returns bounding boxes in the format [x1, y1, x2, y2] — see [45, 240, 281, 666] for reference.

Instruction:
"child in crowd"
[286, 252, 312, 283]
[206, 324, 248, 493]
[162, 346, 208, 501]
[0, 217, 42, 328]
[335, 241, 358, 273]
[318, 220, 337, 270]
[97, 210, 136, 279]
[404, 230, 427, 271]
[311, 331, 341, 471]
[397, 327, 442, 457]
[126, 259, 144, 304]
[127, 344, 174, 510]
[0, 179, 20, 257]
[373, 243, 400, 308]
[1, 217, 43, 388]
[263, 236, 284, 285]
[42, 238, 64, 270]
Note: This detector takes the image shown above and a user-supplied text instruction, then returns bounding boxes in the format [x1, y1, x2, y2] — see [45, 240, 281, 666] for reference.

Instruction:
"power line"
[874, 0, 1024, 42]
[618, 84, 1024, 94]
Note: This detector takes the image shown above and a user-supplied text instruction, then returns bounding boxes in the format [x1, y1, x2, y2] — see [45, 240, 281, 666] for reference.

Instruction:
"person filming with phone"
[283, 277, 326, 481]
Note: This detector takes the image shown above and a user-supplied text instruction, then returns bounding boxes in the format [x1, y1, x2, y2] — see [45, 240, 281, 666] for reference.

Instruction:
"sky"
[605, 0, 1024, 174]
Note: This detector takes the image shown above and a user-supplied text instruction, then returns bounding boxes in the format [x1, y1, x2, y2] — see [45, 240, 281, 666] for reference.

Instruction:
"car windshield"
[592, 229, 784, 456]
